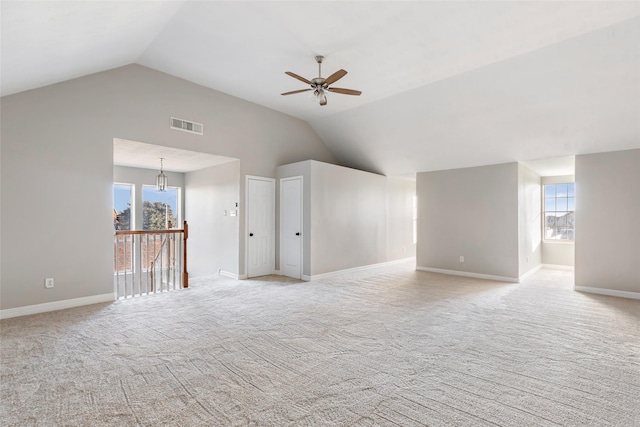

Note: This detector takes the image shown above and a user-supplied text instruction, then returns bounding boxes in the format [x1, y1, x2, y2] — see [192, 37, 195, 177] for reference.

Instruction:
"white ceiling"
[2, 1, 640, 175]
[113, 138, 237, 173]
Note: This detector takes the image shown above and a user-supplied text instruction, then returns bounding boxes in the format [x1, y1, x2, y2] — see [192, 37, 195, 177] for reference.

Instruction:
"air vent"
[170, 117, 203, 135]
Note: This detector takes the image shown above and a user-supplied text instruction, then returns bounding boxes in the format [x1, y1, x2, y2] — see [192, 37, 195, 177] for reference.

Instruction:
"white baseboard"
[416, 266, 519, 283]
[220, 270, 247, 280]
[575, 286, 640, 301]
[542, 264, 574, 271]
[302, 257, 416, 281]
[386, 257, 416, 266]
[519, 264, 542, 282]
[0, 293, 114, 320]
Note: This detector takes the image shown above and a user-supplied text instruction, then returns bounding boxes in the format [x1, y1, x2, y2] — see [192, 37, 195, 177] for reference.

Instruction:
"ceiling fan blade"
[327, 87, 362, 96]
[324, 69, 347, 86]
[281, 89, 312, 96]
[285, 71, 312, 85]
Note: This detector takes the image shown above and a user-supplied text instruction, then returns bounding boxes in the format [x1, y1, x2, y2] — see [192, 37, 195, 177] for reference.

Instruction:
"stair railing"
[114, 220, 189, 299]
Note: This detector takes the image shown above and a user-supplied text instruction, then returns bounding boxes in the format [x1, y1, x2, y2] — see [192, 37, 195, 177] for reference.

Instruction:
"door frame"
[245, 175, 275, 278]
[280, 176, 303, 279]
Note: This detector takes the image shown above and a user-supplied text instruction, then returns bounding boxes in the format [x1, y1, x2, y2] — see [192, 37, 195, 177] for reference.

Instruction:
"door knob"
[249, 233, 254, 237]
[296, 232, 300, 236]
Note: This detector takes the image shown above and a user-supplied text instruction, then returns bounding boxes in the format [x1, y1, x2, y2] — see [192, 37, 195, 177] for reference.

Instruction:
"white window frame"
[542, 181, 575, 243]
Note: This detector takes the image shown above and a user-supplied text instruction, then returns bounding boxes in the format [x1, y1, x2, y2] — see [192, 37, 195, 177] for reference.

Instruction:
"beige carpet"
[1, 264, 639, 426]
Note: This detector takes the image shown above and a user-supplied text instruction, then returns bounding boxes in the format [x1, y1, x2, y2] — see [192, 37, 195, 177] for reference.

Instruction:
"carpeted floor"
[1, 264, 639, 426]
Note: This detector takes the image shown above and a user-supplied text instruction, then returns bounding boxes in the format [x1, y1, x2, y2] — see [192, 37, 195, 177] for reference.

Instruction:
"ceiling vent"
[170, 117, 203, 135]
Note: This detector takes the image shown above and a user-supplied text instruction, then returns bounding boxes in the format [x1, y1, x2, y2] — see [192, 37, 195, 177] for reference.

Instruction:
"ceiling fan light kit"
[282, 55, 362, 106]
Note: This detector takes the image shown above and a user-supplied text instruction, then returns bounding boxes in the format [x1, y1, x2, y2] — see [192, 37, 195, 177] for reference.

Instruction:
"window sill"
[542, 240, 575, 245]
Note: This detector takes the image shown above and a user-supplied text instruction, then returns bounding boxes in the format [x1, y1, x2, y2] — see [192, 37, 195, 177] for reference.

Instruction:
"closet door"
[280, 176, 303, 279]
[247, 176, 275, 278]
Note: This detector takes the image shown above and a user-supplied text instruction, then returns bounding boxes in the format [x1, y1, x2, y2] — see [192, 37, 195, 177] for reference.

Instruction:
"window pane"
[555, 184, 568, 197]
[545, 198, 556, 211]
[544, 225, 554, 239]
[142, 186, 179, 230]
[568, 183, 575, 197]
[568, 197, 575, 210]
[566, 212, 575, 227]
[557, 227, 568, 239]
[556, 198, 568, 211]
[567, 228, 575, 240]
[113, 184, 132, 230]
[544, 184, 556, 198]
[556, 214, 567, 227]
[545, 214, 557, 228]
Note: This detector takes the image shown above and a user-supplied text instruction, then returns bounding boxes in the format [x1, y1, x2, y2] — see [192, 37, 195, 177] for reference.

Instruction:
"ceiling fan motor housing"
[311, 77, 326, 87]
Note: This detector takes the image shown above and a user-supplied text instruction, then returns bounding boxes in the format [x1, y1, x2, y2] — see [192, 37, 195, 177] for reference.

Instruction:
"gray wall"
[310, 161, 388, 276]
[575, 149, 640, 294]
[185, 161, 240, 278]
[0, 64, 335, 310]
[417, 162, 520, 280]
[113, 165, 186, 230]
[542, 244, 575, 267]
[518, 164, 542, 276]
[277, 160, 415, 278]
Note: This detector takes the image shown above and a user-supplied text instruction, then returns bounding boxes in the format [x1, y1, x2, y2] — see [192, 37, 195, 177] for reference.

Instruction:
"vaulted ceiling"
[2, 1, 639, 175]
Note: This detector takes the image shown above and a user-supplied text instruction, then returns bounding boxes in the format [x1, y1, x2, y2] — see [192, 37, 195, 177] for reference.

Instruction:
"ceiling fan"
[281, 56, 362, 106]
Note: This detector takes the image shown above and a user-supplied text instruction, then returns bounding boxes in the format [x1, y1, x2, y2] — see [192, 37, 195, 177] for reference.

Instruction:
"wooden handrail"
[115, 228, 184, 236]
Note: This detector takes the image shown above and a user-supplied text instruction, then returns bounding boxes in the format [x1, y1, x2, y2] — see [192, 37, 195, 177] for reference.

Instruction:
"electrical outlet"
[459, 256, 464, 263]
[45, 278, 54, 289]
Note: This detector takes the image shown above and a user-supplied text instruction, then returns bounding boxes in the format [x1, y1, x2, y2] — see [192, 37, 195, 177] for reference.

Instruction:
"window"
[113, 183, 133, 230]
[543, 183, 575, 241]
[142, 185, 179, 230]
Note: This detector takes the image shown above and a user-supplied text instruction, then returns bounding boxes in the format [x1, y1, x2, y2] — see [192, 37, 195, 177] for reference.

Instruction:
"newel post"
[182, 220, 189, 288]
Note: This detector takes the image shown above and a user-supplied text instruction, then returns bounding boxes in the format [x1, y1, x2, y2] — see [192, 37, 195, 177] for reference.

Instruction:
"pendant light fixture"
[156, 158, 168, 192]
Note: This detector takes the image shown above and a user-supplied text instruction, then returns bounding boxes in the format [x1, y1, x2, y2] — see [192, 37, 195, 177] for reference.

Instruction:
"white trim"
[302, 257, 416, 281]
[541, 175, 575, 185]
[0, 293, 114, 320]
[519, 264, 542, 282]
[220, 270, 242, 280]
[542, 239, 575, 245]
[416, 266, 519, 283]
[575, 286, 640, 301]
[386, 257, 416, 266]
[542, 264, 575, 271]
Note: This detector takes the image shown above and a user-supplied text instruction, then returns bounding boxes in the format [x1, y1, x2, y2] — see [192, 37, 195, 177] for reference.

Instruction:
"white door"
[280, 176, 303, 279]
[247, 176, 275, 278]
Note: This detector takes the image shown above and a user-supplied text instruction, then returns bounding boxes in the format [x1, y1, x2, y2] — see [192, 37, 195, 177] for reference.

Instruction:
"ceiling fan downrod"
[315, 55, 324, 79]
